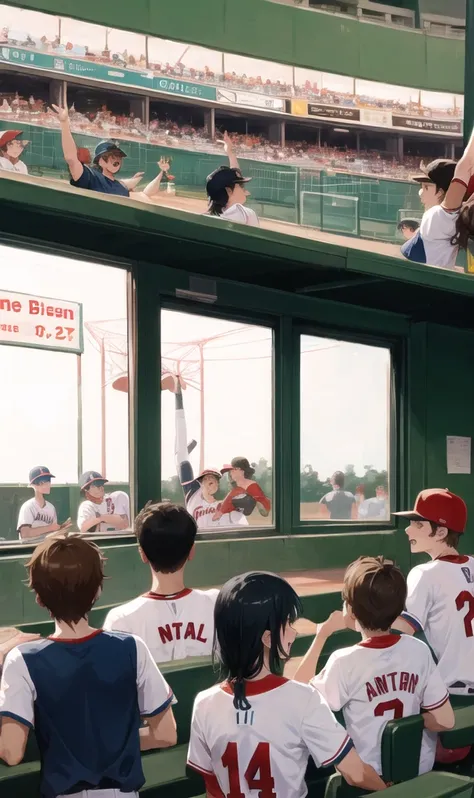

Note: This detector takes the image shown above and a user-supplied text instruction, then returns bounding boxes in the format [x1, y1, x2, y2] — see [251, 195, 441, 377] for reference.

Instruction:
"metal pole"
[199, 343, 205, 474]
[100, 338, 106, 476]
[464, 0, 474, 147]
[77, 355, 83, 481]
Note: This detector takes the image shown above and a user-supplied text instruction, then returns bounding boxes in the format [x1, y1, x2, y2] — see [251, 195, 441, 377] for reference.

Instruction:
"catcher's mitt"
[231, 492, 257, 516]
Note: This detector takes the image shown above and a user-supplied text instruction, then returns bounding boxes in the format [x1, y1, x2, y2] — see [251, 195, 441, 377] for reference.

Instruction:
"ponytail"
[232, 677, 252, 711]
[208, 199, 227, 217]
[451, 204, 474, 251]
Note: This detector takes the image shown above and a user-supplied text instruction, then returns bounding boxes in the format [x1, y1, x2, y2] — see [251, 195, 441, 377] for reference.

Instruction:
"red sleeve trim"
[452, 177, 468, 188]
[187, 759, 213, 775]
[187, 763, 225, 798]
[422, 693, 449, 711]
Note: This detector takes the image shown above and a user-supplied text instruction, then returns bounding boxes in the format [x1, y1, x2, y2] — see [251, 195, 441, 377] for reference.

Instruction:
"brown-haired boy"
[294, 556, 454, 777]
[0, 535, 177, 798]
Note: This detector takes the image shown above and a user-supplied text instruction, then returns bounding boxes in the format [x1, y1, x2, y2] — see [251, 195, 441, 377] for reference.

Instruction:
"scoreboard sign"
[0, 290, 83, 354]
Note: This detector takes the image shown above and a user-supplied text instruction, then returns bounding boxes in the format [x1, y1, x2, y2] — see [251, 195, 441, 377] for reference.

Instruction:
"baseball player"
[397, 218, 420, 241]
[294, 557, 454, 777]
[171, 377, 248, 529]
[187, 571, 386, 796]
[206, 132, 259, 226]
[0, 535, 176, 795]
[319, 471, 357, 520]
[104, 502, 218, 662]
[392, 489, 474, 696]
[51, 103, 171, 199]
[77, 471, 130, 534]
[213, 457, 270, 521]
[17, 466, 71, 542]
[0, 130, 29, 175]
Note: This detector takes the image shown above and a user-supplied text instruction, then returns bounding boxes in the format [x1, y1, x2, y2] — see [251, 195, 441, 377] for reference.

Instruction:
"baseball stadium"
[0, 0, 473, 795]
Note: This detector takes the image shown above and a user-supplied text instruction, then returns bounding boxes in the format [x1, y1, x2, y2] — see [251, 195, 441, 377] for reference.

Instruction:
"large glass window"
[0, 244, 130, 543]
[161, 309, 273, 532]
[300, 335, 391, 523]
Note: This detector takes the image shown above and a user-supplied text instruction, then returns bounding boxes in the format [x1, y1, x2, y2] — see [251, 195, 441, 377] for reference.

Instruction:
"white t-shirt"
[0, 156, 28, 174]
[419, 205, 459, 269]
[186, 487, 248, 530]
[401, 554, 474, 694]
[77, 490, 130, 534]
[104, 587, 219, 662]
[221, 204, 260, 226]
[311, 634, 448, 775]
[17, 498, 57, 540]
[188, 676, 353, 798]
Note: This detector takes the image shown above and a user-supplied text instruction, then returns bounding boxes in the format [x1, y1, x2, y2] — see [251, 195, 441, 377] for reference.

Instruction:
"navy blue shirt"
[71, 165, 130, 197]
[0, 630, 173, 798]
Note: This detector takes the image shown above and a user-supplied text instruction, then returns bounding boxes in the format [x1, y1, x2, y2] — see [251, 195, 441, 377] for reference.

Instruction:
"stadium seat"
[323, 714, 424, 798]
[323, 770, 473, 798]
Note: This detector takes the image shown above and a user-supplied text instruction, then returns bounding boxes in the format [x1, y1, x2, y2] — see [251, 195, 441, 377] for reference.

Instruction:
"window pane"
[0, 244, 130, 543]
[300, 335, 390, 522]
[161, 310, 273, 532]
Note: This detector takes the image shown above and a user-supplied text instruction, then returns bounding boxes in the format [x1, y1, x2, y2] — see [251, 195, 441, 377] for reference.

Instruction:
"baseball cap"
[221, 457, 255, 475]
[0, 130, 24, 149]
[393, 488, 467, 534]
[206, 166, 251, 200]
[80, 471, 109, 491]
[93, 140, 127, 160]
[29, 466, 55, 485]
[411, 159, 457, 193]
[196, 468, 221, 482]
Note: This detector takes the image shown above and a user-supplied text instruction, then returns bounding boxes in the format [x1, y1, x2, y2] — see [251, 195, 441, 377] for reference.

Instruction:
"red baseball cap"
[196, 468, 221, 482]
[0, 130, 22, 149]
[393, 488, 467, 534]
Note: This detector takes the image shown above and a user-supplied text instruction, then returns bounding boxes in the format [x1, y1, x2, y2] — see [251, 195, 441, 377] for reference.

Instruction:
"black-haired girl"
[187, 571, 386, 796]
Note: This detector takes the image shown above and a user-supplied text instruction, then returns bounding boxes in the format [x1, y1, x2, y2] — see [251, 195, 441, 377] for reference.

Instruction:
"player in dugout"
[77, 471, 130, 534]
[51, 103, 171, 200]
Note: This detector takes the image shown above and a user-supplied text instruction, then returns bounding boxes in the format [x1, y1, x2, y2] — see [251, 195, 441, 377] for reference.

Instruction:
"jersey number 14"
[222, 741, 277, 797]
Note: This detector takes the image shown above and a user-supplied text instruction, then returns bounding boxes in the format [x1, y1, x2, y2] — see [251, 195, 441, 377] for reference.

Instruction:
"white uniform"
[311, 633, 448, 775]
[221, 204, 260, 226]
[401, 554, 474, 694]
[187, 675, 354, 798]
[186, 487, 248, 530]
[103, 587, 219, 662]
[17, 498, 57, 540]
[0, 157, 28, 174]
[77, 490, 129, 534]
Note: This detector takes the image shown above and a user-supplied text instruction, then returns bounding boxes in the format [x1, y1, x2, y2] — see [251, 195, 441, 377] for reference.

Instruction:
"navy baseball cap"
[93, 140, 127, 160]
[397, 218, 420, 231]
[206, 166, 251, 200]
[29, 466, 55, 485]
[411, 159, 456, 193]
[80, 471, 109, 491]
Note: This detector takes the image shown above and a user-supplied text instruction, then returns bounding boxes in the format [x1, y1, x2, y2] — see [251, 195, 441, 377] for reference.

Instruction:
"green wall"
[4, 0, 464, 93]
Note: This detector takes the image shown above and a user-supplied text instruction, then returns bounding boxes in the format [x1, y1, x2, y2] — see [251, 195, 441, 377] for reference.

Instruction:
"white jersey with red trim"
[187, 675, 353, 798]
[311, 633, 448, 775]
[77, 490, 130, 534]
[103, 587, 219, 662]
[186, 487, 248, 530]
[401, 554, 474, 694]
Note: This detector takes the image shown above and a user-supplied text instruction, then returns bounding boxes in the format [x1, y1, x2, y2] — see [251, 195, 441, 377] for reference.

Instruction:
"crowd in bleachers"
[0, 94, 426, 180]
[0, 485, 471, 797]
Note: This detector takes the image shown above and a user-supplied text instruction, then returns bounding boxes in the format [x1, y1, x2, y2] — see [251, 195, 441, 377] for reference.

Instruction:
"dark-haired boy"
[295, 556, 454, 776]
[392, 489, 474, 695]
[0, 535, 176, 797]
[104, 502, 218, 662]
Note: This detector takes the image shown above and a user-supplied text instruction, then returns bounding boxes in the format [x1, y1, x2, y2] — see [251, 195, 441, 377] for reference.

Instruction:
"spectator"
[398, 218, 420, 240]
[205, 131, 259, 226]
[0, 535, 177, 794]
[104, 502, 219, 662]
[0, 129, 29, 174]
[320, 471, 357, 520]
[358, 486, 389, 520]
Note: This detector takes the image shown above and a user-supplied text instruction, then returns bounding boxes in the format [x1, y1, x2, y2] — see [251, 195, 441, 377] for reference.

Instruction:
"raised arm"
[443, 126, 474, 211]
[50, 104, 83, 182]
[223, 131, 239, 170]
[294, 611, 347, 683]
[142, 158, 172, 198]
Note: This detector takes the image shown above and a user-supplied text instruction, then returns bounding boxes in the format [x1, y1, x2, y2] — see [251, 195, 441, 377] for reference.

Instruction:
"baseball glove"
[231, 492, 257, 516]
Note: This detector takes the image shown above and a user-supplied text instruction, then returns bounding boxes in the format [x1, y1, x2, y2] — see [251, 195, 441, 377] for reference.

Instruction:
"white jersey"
[401, 554, 474, 694]
[311, 634, 448, 775]
[186, 487, 248, 530]
[419, 205, 458, 269]
[17, 498, 57, 540]
[77, 490, 130, 534]
[0, 157, 28, 174]
[221, 204, 260, 226]
[187, 675, 353, 798]
[103, 587, 219, 662]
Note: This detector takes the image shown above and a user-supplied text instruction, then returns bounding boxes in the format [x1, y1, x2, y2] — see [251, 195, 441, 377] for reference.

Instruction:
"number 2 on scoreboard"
[222, 741, 277, 797]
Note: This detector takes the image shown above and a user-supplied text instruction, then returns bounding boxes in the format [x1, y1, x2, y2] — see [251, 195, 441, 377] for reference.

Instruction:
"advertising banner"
[0, 290, 83, 354]
[308, 104, 361, 121]
[216, 87, 285, 112]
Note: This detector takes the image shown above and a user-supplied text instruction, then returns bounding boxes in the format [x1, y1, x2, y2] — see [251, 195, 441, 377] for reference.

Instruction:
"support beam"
[464, 0, 474, 147]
